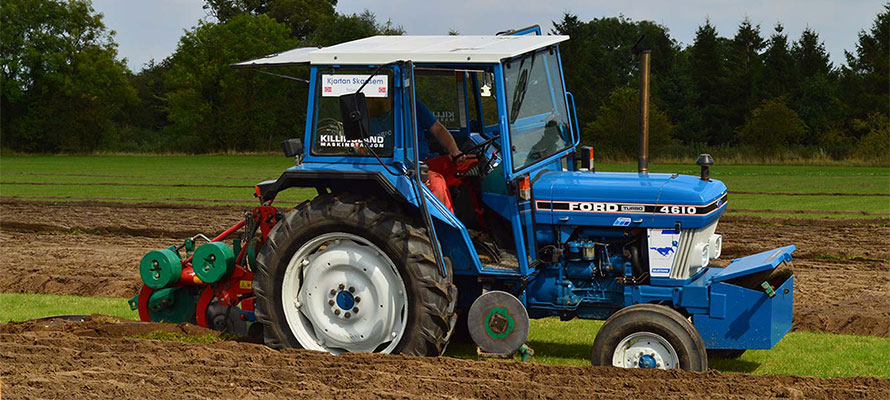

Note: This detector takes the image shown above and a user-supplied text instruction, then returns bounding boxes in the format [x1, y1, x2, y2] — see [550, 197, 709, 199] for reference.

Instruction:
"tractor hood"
[533, 171, 728, 229]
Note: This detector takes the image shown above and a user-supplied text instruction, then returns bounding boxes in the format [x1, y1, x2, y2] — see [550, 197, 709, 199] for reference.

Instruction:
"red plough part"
[130, 202, 281, 336]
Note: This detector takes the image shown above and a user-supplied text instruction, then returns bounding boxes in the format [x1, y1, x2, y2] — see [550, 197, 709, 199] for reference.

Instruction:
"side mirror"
[339, 92, 369, 141]
[281, 138, 303, 158]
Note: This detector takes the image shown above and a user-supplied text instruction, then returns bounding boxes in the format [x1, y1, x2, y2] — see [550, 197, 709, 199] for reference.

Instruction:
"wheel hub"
[335, 289, 356, 311]
[612, 331, 678, 370]
[638, 354, 657, 369]
[280, 233, 407, 354]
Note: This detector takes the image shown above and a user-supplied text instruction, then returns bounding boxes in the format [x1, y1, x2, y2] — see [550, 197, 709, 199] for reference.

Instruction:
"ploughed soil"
[1, 199, 888, 337]
[1, 316, 888, 400]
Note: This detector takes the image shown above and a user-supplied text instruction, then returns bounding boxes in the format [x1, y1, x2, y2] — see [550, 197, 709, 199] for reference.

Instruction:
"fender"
[256, 164, 488, 276]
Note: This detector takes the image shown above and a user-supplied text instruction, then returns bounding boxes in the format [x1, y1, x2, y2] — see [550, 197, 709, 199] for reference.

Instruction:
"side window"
[312, 69, 395, 157]
[415, 71, 462, 130]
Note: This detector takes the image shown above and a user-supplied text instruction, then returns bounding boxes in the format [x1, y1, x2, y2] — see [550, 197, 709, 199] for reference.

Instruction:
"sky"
[91, 0, 885, 72]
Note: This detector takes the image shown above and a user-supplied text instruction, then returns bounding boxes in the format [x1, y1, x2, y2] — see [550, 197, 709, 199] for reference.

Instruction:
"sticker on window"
[321, 74, 388, 98]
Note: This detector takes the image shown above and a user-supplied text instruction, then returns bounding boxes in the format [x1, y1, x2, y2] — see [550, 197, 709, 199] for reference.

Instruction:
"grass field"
[1, 155, 888, 217]
[1, 292, 887, 379]
[2, 155, 889, 379]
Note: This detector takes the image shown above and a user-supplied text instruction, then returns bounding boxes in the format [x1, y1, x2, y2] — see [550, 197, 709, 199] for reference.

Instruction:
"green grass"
[2, 292, 887, 378]
[0, 292, 137, 322]
[2, 155, 888, 216]
[445, 318, 890, 379]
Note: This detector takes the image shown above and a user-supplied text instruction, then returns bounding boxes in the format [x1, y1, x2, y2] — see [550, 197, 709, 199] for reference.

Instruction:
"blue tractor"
[144, 29, 795, 372]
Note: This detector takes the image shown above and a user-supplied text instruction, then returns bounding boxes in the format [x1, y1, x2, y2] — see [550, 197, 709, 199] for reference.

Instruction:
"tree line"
[1, 0, 887, 163]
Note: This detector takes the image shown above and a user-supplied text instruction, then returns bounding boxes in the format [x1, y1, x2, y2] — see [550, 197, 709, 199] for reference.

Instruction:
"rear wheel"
[253, 193, 457, 356]
[591, 304, 708, 372]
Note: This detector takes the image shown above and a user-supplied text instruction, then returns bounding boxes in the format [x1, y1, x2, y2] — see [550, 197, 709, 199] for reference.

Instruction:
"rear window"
[312, 69, 395, 157]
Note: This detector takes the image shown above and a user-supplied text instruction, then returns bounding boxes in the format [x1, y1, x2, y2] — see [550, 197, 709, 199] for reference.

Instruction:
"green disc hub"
[139, 249, 182, 289]
[193, 242, 235, 283]
[484, 307, 516, 339]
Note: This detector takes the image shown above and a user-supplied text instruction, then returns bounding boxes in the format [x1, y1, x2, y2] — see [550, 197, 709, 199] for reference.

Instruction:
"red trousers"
[424, 155, 476, 213]
[426, 169, 453, 212]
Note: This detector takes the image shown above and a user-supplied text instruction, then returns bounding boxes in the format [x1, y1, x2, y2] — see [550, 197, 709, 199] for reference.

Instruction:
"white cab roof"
[233, 35, 569, 67]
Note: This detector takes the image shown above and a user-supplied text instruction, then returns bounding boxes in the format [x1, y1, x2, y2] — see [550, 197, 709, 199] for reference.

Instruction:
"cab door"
[495, 48, 576, 275]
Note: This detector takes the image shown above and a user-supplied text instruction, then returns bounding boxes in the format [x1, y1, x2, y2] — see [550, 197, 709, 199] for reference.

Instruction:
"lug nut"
[338, 283, 345, 290]
[344, 312, 351, 318]
[334, 309, 340, 315]
[328, 300, 335, 306]
[352, 307, 359, 313]
[330, 289, 336, 296]
[348, 286, 355, 293]
[354, 296, 361, 303]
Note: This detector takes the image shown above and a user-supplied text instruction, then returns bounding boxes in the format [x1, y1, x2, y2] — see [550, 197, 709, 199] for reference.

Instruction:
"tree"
[737, 98, 806, 153]
[724, 18, 766, 136]
[551, 13, 677, 137]
[689, 19, 731, 144]
[163, 14, 301, 152]
[760, 23, 797, 100]
[583, 87, 674, 158]
[203, 0, 338, 39]
[311, 10, 404, 46]
[792, 27, 832, 78]
[853, 113, 889, 165]
[789, 28, 838, 144]
[1, 0, 136, 152]
[840, 3, 889, 134]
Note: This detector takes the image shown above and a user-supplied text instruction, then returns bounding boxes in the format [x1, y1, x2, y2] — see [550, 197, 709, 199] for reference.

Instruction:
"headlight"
[694, 242, 709, 268]
[709, 234, 722, 259]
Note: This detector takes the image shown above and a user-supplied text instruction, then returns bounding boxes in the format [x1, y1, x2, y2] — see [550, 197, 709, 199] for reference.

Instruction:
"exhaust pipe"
[632, 37, 650, 174]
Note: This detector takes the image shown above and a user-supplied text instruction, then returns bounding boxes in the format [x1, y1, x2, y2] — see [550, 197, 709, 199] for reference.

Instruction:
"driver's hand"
[449, 151, 467, 164]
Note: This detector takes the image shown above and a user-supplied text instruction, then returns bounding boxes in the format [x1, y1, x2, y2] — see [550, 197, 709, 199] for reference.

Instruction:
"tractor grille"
[670, 230, 694, 280]
[669, 221, 719, 280]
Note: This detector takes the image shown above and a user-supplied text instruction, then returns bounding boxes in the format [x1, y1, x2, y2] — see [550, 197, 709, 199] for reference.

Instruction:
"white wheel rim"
[281, 232, 408, 354]
[612, 331, 679, 369]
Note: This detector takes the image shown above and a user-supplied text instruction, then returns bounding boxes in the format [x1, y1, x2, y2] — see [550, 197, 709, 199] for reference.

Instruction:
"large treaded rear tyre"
[252, 193, 457, 356]
[591, 304, 708, 372]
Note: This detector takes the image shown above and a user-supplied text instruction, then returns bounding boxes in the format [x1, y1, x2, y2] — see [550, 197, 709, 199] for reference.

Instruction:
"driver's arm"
[428, 121, 462, 160]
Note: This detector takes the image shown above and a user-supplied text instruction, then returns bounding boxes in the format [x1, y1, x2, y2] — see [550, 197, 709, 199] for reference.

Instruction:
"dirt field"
[1, 199, 888, 337]
[1, 316, 887, 400]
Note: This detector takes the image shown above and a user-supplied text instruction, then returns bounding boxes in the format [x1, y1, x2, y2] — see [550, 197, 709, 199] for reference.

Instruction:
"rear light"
[518, 175, 531, 200]
[579, 146, 594, 172]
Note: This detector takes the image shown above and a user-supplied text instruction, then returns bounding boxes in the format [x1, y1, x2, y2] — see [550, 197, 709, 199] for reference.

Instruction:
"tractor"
[130, 27, 795, 371]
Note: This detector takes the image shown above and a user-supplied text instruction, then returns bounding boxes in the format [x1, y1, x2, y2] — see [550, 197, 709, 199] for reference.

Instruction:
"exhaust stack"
[632, 37, 651, 174]
[637, 50, 651, 173]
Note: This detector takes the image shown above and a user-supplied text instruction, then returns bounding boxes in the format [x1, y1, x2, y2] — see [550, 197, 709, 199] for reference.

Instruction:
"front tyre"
[591, 304, 708, 372]
[253, 193, 457, 356]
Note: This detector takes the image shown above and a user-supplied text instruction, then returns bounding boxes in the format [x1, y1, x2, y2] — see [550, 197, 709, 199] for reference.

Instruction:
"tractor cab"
[238, 34, 579, 277]
[132, 31, 795, 372]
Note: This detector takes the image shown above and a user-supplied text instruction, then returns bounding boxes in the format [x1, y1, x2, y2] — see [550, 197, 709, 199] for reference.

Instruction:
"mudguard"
[693, 245, 796, 350]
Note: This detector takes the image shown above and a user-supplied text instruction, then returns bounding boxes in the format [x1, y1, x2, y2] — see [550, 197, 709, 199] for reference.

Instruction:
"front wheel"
[591, 304, 708, 372]
[252, 193, 457, 356]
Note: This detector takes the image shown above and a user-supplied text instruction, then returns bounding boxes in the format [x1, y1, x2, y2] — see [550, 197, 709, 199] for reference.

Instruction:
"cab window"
[312, 69, 395, 157]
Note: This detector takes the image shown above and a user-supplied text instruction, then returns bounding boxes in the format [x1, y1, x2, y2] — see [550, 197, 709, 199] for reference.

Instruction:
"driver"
[415, 100, 475, 213]
[365, 99, 472, 213]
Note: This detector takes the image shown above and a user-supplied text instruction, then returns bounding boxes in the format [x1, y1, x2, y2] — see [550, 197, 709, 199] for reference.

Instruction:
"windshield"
[504, 49, 571, 171]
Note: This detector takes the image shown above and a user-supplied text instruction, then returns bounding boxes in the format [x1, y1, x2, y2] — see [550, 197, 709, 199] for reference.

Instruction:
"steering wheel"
[455, 135, 501, 178]
[460, 134, 500, 157]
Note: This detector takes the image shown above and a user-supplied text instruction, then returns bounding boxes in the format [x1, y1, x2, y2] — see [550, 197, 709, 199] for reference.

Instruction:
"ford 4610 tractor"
[131, 28, 795, 371]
